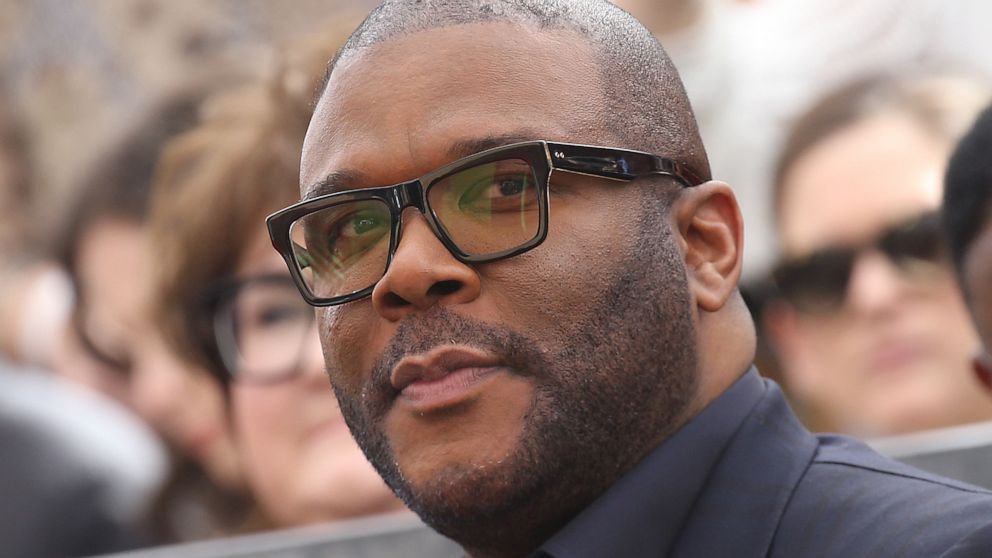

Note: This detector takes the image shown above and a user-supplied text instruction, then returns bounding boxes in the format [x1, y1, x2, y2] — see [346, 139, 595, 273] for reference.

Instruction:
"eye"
[497, 176, 526, 196]
[347, 212, 384, 235]
[456, 172, 536, 212]
[256, 304, 305, 327]
[324, 207, 389, 262]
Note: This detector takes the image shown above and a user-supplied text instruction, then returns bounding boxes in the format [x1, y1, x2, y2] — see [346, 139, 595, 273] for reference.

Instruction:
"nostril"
[383, 291, 410, 307]
[428, 279, 463, 298]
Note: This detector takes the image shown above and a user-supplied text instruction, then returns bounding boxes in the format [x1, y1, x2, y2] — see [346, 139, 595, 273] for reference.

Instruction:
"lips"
[390, 346, 504, 408]
[181, 425, 223, 460]
[868, 338, 927, 375]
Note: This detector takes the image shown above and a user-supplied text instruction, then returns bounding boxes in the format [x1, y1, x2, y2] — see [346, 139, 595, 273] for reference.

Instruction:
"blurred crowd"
[4, 0, 992, 555]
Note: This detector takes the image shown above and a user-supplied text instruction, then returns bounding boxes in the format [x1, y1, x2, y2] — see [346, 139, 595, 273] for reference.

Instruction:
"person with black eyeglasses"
[148, 19, 412, 536]
[262, 2, 992, 556]
[763, 74, 992, 439]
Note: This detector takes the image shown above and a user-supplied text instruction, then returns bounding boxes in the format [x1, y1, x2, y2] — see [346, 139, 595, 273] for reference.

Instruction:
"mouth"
[867, 335, 929, 377]
[390, 345, 506, 412]
[181, 425, 223, 460]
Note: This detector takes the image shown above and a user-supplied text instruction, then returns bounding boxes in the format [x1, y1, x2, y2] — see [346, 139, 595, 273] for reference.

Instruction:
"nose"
[371, 208, 481, 321]
[844, 249, 906, 318]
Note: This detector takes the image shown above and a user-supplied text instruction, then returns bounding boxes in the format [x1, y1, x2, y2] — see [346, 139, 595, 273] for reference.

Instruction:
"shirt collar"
[533, 367, 765, 558]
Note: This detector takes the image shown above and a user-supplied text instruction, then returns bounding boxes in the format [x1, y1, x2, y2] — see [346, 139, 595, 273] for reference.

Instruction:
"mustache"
[367, 308, 547, 399]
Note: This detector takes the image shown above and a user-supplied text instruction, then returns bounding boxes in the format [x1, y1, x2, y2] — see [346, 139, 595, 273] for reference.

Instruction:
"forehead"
[778, 113, 947, 256]
[301, 22, 608, 195]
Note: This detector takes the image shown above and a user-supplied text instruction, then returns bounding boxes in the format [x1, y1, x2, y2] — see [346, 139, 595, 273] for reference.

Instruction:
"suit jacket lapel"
[670, 380, 818, 558]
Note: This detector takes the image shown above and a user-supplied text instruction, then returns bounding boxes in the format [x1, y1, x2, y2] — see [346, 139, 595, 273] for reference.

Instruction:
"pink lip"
[182, 426, 222, 459]
[868, 338, 927, 375]
[390, 346, 504, 410]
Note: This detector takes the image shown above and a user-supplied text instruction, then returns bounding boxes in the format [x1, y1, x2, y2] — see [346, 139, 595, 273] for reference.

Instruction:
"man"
[267, 1, 992, 555]
[944, 105, 992, 389]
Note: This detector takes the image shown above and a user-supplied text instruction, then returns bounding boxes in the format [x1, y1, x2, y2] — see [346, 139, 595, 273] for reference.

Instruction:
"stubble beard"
[332, 201, 698, 554]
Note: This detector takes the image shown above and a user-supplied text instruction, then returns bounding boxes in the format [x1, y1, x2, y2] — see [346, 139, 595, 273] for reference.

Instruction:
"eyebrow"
[445, 131, 542, 160]
[302, 169, 367, 200]
[303, 130, 543, 200]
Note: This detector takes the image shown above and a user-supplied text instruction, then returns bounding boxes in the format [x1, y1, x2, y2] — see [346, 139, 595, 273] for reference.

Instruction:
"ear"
[672, 181, 743, 312]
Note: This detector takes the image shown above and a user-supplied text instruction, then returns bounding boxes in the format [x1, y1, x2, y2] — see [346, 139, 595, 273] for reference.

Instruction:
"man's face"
[302, 23, 698, 543]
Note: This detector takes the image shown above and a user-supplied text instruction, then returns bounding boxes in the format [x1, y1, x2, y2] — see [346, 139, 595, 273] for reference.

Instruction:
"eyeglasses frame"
[267, 140, 704, 307]
[205, 272, 316, 384]
[770, 211, 945, 315]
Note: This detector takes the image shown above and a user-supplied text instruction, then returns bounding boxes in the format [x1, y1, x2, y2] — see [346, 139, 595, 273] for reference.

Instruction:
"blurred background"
[5, 1, 992, 556]
[0, 0, 376, 233]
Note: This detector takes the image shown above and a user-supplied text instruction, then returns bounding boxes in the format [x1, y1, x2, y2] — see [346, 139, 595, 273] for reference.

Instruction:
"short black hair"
[943, 104, 992, 282]
[319, 0, 710, 181]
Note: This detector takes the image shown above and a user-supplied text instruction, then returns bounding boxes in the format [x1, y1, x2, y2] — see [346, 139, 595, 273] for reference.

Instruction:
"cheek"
[187, 373, 228, 426]
[482, 193, 644, 330]
[319, 306, 383, 392]
[920, 278, 979, 339]
[232, 387, 296, 483]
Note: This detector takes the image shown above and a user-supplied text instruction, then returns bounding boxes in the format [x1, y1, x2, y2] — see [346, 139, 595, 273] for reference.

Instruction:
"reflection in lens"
[428, 159, 540, 257]
[289, 199, 391, 299]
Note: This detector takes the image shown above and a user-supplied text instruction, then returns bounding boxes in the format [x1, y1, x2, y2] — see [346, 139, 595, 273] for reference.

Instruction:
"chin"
[405, 463, 529, 522]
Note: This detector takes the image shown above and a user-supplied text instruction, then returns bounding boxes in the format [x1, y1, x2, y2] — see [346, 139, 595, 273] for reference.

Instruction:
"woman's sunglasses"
[771, 212, 945, 315]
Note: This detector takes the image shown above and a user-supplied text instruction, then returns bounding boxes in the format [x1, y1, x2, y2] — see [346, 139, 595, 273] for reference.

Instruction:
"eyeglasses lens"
[773, 249, 854, 315]
[289, 158, 542, 301]
[217, 280, 313, 382]
[427, 158, 541, 257]
[290, 199, 393, 300]
[880, 215, 943, 270]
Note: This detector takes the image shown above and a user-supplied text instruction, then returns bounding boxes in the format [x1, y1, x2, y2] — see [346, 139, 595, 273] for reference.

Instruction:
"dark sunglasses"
[771, 212, 945, 315]
[267, 140, 703, 307]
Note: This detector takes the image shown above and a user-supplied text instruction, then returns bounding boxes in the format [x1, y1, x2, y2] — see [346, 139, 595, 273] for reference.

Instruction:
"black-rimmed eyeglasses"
[267, 140, 703, 307]
[210, 273, 315, 384]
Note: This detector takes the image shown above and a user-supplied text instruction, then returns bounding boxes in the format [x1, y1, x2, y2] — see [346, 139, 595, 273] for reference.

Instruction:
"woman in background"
[57, 91, 249, 541]
[149, 20, 406, 527]
[764, 74, 992, 437]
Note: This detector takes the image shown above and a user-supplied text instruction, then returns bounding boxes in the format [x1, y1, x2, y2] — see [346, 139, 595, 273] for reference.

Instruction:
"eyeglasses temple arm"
[546, 141, 703, 186]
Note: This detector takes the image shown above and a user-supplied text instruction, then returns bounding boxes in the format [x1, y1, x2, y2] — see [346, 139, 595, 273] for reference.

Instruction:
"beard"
[332, 197, 698, 550]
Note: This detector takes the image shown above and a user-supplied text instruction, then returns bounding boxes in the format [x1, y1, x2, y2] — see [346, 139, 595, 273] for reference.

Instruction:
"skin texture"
[73, 217, 242, 488]
[302, 22, 751, 557]
[229, 227, 405, 526]
[768, 113, 992, 436]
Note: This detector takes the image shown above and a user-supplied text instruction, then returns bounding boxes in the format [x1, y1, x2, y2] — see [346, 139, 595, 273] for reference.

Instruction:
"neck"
[693, 293, 756, 414]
